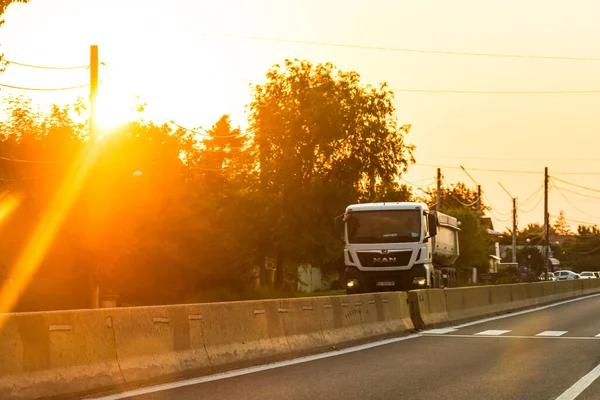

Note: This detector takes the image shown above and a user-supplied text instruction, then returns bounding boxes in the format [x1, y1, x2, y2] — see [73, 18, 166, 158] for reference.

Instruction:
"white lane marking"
[536, 331, 568, 337]
[449, 293, 600, 330]
[554, 361, 600, 400]
[475, 330, 511, 336]
[422, 328, 458, 334]
[423, 334, 600, 340]
[85, 332, 423, 399]
[89, 292, 600, 399]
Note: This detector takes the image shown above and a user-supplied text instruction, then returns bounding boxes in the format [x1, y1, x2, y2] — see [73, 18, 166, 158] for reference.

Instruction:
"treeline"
[0, 60, 425, 310]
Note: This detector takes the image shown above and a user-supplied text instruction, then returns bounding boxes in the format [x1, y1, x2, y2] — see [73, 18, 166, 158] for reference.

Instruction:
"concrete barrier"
[278, 297, 327, 356]
[3, 278, 600, 400]
[0, 292, 415, 400]
[201, 299, 289, 371]
[444, 286, 492, 323]
[0, 310, 123, 400]
[412, 279, 600, 331]
[407, 289, 449, 329]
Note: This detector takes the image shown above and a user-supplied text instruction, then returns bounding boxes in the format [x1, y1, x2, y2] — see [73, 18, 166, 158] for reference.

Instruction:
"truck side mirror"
[428, 214, 438, 236]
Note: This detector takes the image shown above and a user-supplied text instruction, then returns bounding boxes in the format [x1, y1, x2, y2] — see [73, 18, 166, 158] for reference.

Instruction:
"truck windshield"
[346, 209, 421, 244]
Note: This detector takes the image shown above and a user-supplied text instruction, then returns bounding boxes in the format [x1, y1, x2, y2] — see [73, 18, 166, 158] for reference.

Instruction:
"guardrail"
[1, 279, 599, 400]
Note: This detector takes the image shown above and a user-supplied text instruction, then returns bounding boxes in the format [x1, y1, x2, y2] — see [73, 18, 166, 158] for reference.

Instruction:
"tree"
[443, 207, 491, 283]
[552, 210, 571, 235]
[249, 59, 415, 286]
[0, 1, 27, 22]
[419, 181, 487, 214]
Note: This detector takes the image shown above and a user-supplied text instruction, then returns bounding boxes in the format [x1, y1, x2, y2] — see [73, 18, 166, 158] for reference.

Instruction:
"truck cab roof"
[345, 202, 429, 212]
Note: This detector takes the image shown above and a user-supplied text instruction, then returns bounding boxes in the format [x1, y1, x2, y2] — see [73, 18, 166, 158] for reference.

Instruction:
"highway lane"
[94, 294, 600, 400]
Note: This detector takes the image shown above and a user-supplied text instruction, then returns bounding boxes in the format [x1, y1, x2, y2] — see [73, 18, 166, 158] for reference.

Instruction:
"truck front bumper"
[345, 264, 429, 293]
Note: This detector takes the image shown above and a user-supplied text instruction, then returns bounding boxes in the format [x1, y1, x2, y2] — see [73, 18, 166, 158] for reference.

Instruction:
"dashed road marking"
[422, 328, 458, 334]
[475, 330, 511, 336]
[536, 330, 568, 337]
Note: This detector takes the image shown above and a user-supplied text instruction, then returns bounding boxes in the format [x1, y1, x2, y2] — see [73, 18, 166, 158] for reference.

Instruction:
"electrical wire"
[0, 83, 89, 91]
[3, 60, 88, 70]
[489, 211, 511, 223]
[483, 193, 511, 216]
[415, 163, 600, 176]
[518, 194, 544, 213]
[170, 120, 247, 139]
[554, 185, 600, 219]
[520, 185, 545, 206]
[215, 32, 600, 62]
[400, 177, 435, 188]
[0, 155, 59, 164]
[552, 185, 600, 201]
[417, 163, 541, 174]
[552, 176, 600, 194]
[390, 88, 600, 95]
[563, 217, 600, 226]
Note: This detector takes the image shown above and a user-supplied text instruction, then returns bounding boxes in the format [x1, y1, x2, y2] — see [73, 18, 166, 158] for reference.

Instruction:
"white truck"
[337, 202, 460, 294]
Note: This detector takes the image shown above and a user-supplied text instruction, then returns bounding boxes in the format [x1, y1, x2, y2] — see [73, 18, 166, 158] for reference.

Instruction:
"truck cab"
[338, 202, 459, 294]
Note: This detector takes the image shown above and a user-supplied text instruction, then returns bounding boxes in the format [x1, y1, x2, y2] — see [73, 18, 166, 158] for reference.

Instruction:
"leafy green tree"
[419, 181, 487, 214]
[444, 207, 491, 283]
[0, 1, 28, 29]
[248, 59, 415, 286]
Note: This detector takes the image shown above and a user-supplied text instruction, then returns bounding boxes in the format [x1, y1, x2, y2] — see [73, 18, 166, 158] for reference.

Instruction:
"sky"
[2, 0, 600, 232]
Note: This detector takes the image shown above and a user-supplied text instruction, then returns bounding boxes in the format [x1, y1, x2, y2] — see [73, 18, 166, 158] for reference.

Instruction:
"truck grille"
[356, 251, 413, 268]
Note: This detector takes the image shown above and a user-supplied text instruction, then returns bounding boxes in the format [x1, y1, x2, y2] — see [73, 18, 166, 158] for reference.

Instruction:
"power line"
[0, 83, 89, 91]
[518, 194, 544, 213]
[400, 177, 435, 188]
[215, 32, 600, 62]
[520, 185, 545, 206]
[4, 60, 88, 70]
[483, 193, 511, 216]
[489, 211, 512, 223]
[552, 176, 600, 194]
[554, 185, 600, 219]
[0, 155, 59, 164]
[416, 163, 541, 175]
[415, 163, 600, 176]
[553, 185, 600, 201]
[390, 88, 600, 95]
[169, 120, 247, 139]
[563, 217, 600, 226]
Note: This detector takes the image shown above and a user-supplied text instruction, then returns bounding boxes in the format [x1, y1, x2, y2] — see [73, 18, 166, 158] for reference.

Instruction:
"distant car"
[580, 271, 598, 279]
[595, 272, 600, 279]
[555, 270, 580, 280]
[538, 272, 556, 281]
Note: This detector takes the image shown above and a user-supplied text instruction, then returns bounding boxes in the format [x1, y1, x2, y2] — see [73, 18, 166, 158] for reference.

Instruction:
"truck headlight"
[347, 279, 359, 288]
[413, 277, 427, 286]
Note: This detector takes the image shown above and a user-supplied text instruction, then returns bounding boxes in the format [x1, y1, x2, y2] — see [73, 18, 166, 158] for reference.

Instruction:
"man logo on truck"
[374, 257, 396, 263]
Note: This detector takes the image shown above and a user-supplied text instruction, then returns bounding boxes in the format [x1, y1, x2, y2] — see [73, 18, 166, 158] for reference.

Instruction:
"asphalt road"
[99, 294, 600, 400]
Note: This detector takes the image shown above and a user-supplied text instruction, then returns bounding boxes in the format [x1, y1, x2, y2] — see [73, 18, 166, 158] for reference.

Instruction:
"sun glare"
[95, 78, 139, 132]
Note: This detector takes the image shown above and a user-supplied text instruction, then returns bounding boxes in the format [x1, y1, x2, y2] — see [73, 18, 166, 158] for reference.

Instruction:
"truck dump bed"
[432, 212, 460, 267]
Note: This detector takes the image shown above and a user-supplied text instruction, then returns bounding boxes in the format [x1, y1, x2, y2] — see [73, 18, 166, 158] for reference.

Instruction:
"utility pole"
[477, 184, 482, 217]
[436, 168, 441, 212]
[90, 45, 99, 137]
[89, 45, 99, 308]
[544, 167, 549, 281]
[498, 182, 517, 264]
[512, 197, 517, 264]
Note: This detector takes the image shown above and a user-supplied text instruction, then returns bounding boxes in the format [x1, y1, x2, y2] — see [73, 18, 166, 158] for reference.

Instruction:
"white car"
[579, 271, 598, 279]
[538, 272, 556, 281]
[555, 270, 580, 280]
